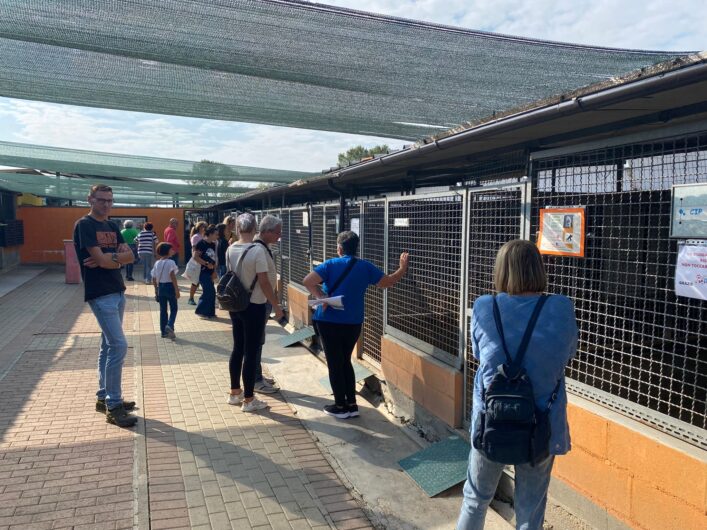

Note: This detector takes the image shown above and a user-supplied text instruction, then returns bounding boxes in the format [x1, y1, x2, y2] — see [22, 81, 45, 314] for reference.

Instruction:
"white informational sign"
[671, 183, 707, 238]
[302, 211, 309, 227]
[537, 207, 586, 257]
[350, 218, 360, 235]
[394, 218, 410, 227]
[675, 243, 707, 301]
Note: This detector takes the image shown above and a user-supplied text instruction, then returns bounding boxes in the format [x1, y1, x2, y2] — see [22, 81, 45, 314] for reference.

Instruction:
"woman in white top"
[225, 214, 284, 412]
[187, 221, 207, 305]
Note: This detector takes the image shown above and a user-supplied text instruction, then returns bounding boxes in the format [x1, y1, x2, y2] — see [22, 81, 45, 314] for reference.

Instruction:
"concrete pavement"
[0, 267, 510, 529]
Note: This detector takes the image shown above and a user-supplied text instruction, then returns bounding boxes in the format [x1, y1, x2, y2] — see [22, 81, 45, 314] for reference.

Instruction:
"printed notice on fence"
[675, 243, 707, 301]
[537, 207, 585, 257]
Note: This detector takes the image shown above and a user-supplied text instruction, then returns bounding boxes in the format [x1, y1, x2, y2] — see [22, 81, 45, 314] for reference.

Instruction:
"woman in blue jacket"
[457, 240, 578, 530]
[303, 231, 408, 419]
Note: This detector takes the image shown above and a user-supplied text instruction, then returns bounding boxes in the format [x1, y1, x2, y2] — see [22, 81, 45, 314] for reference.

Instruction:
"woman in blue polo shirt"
[303, 231, 409, 419]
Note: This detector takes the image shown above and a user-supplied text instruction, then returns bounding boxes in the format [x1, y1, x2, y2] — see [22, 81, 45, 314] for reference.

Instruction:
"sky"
[0, 0, 704, 174]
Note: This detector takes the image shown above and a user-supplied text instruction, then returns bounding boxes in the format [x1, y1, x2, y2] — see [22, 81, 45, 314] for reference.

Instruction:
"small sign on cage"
[537, 207, 585, 257]
[670, 183, 707, 239]
[675, 242, 707, 301]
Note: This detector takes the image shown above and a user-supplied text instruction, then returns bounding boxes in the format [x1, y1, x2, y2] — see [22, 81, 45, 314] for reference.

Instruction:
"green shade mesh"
[0, 1, 687, 141]
[0, 172, 248, 205]
[0, 141, 313, 184]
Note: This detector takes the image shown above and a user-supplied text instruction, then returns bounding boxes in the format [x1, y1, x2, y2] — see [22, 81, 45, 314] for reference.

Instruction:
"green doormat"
[279, 326, 316, 347]
[398, 436, 471, 497]
[319, 362, 373, 393]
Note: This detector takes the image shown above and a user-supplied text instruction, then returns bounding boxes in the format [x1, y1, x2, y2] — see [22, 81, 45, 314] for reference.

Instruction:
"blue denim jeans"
[158, 283, 178, 334]
[87, 292, 128, 409]
[139, 252, 154, 282]
[195, 270, 216, 317]
[217, 264, 227, 279]
[456, 447, 554, 530]
[125, 244, 138, 278]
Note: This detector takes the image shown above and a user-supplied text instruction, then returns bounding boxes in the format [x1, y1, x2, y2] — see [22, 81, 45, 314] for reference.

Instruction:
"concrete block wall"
[554, 397, 707, 530]
[380, 334, 463, 428]
[287, 283, 312, 328]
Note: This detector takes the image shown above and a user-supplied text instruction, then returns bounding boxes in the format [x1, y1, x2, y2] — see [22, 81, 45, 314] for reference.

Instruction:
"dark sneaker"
[96, 399, 136, 413]
[165, 325, 176, 340]
[323, 404, 350, 419]
[347, 404, 360, 418]
[106, 405, 138, 427]
[187, 299, 196, 306]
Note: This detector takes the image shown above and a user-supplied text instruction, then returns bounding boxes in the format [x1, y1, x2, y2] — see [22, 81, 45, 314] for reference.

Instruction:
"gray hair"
[236, 213, 256, 234]
[259, 215, 282, 234]
[123, 219, 134, 229]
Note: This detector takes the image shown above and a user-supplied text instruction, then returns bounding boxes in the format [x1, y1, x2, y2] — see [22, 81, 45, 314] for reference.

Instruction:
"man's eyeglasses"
[92, 197, 114, 204]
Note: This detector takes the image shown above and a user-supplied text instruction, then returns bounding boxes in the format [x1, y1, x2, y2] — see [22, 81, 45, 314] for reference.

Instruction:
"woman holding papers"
[303, 231, 409, 419]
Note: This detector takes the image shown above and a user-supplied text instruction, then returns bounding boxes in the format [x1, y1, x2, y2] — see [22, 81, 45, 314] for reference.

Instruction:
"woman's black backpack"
[216, 244, 258, 312]
[472, 295, 561, 466]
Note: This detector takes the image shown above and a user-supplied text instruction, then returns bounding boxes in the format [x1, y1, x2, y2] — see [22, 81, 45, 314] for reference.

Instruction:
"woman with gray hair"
[225, 214, 284, 412]
[120, 219, 139, 281]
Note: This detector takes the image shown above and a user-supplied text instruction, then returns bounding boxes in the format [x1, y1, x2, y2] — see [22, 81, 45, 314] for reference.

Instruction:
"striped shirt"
[136, 230, 158, 254]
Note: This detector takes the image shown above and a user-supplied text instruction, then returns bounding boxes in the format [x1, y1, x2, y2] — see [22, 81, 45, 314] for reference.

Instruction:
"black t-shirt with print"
[73, 215, 126, 301]
[195, 239, 216, 273]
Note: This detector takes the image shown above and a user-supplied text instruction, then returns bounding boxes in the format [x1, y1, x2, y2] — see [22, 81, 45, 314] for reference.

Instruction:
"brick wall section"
[288, 283, 313, 327]
[381, 335, 463, 428]
[553, 400, 707, 530]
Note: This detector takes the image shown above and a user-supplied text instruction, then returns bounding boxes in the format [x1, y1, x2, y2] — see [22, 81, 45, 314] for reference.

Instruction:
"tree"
[187, 159, 239, 205]
[337, 145, 389, 167]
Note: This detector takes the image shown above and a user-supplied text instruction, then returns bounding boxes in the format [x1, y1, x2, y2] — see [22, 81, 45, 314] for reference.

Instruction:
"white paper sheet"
[308, 295, 345, 310]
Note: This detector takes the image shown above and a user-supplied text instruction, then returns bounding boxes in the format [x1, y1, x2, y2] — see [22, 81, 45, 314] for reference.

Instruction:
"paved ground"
[0, 267, 510, 530]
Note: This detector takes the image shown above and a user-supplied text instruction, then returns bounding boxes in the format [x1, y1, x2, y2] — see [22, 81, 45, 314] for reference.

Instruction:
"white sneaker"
[254, 381, 279, 394]
[227, 393, 243, 406]
[242, 397, 268, 412]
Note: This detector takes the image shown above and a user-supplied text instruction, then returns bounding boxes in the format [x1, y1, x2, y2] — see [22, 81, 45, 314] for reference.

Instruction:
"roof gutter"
[222, 57, 707, 206]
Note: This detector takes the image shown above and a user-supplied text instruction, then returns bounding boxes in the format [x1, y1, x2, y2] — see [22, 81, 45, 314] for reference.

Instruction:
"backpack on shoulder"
[216, 244, 258, 312]
[472, 294, 561, 466]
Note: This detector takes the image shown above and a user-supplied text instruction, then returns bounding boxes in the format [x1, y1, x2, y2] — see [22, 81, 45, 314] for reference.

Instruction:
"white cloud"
[320, 0, 706, 51]
[0, 98, 403, 172]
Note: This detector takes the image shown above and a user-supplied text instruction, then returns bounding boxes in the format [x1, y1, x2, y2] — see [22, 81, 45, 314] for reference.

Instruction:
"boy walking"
[152, 243, 180, 339]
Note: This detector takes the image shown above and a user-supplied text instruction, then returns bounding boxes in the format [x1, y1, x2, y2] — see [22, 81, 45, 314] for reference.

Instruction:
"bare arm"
[376, 252, 410, 289]
[257, 272, 284, 319]
[170, 270, 181, 298]
[302, 271, 326, 299]
[83, 246, 133, 269]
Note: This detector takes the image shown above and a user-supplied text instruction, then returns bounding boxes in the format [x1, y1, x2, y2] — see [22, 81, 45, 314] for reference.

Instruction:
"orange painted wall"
[553, 401, 707, 530]
[17, 207, 186, 264]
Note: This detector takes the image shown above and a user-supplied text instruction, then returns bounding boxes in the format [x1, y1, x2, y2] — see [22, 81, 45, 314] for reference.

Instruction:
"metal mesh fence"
[325, 205, 340, 260]
[464, 186, 525, 425]
[289, 207, 311, 286]
[531, 133, 707, 446]
[279, 209, 290, 307]
[311, 205, 324, 264]
[361, 200, 386, 365]
[387, 194, 464, 363]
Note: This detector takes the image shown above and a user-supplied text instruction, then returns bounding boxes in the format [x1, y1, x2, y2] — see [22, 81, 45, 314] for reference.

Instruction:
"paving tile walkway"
[0, 269, 373, 530]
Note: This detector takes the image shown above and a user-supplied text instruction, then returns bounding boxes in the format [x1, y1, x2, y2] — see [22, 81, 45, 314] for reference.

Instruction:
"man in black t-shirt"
[73, 185, 139, 428]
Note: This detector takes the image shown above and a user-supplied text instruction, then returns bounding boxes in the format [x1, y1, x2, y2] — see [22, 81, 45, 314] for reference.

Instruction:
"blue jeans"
[217, 264, 227, 279]
[88, 292, 128, 410]
[158, 283, 178, 334]
[195, 270, 216, 317]
[139, 252, 154, 282]
[457, 447, 554, 530]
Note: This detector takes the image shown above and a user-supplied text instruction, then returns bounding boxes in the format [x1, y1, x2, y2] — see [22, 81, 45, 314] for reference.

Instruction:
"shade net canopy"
[0, 172, 256, 205]
[0, 141, 312, 183]
[0, 1, 687, 141]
